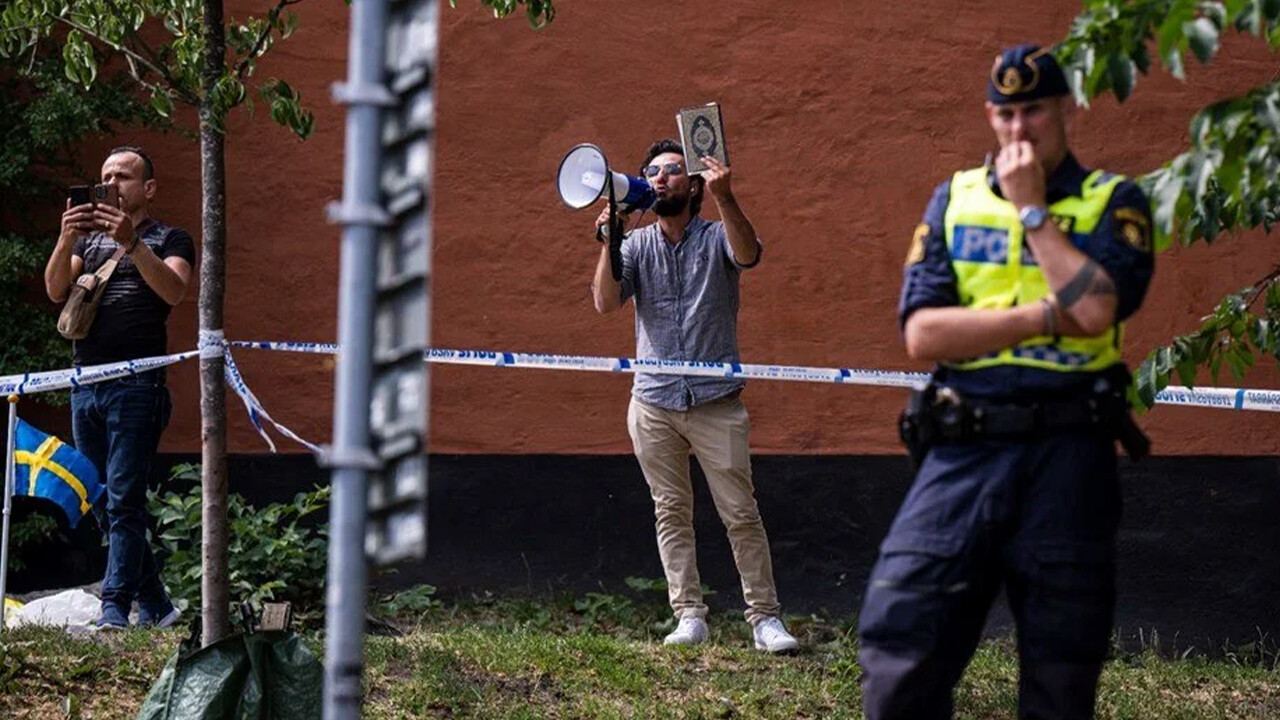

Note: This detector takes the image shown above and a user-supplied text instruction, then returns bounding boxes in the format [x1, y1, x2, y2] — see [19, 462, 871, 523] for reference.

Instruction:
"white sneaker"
[663, 616, 709, 646]
[752, 617, 799, 654]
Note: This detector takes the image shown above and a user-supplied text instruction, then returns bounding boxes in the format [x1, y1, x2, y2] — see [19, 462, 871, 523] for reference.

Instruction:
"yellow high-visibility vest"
[943, 166, 1124, 372]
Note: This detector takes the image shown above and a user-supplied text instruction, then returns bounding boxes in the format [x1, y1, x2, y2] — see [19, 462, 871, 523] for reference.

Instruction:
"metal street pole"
[323, 0, 389, 715]
[0, 395, 18, 632]
[324, 0, 434, 715]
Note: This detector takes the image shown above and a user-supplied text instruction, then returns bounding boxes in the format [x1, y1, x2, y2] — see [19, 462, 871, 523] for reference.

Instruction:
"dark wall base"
[11, 453, 1278, 651]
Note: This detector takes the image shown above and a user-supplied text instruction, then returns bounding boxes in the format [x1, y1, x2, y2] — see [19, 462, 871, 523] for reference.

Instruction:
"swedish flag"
[12, 419, 103, 528]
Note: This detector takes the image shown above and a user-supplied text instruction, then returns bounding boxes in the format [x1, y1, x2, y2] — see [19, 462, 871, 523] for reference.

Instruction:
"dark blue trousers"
[858, 432, 1120, 720]
[71, 371, 174, 623]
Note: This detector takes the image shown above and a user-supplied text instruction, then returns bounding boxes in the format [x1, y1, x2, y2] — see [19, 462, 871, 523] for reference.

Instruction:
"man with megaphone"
[588, 138, 798, 654]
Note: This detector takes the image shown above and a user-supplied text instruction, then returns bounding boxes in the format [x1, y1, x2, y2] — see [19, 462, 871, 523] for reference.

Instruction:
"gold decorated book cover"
[676, 102, 729, 175]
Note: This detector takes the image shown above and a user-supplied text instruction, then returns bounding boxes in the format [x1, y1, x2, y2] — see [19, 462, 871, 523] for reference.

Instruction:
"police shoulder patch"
[1114, 206, 1151, 252]
[905, 223, 929, 266]
[1051, 214, 1075, 234]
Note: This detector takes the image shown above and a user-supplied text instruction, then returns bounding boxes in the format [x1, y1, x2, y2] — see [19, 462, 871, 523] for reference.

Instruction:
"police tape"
[0, 351, 198, 396]
[229, 340, 1280, 413]
[221, 349, 323, 454]
[0, 347, 322, 454]
[2, 340, 1278, 429]
[228, 340, 925, 388]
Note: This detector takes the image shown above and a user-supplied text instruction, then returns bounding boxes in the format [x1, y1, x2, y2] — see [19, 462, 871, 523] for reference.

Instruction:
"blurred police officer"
[857, 45, 1156, 719]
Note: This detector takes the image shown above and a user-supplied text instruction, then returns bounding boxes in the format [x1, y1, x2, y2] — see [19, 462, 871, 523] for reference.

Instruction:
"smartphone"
[91, 183, 119, 208]
[67, 183, 119, 208]
[68, 184, 92, 207]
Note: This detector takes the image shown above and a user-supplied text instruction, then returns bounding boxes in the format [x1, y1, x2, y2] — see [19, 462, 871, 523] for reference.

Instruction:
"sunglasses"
[643, 162, 686, 178]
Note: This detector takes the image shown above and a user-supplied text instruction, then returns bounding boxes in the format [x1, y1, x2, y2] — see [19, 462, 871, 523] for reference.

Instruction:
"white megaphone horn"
[556, 143, 656, 211]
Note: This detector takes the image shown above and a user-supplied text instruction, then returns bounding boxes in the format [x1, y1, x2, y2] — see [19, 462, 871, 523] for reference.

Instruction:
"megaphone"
[556, 143, 656, 211]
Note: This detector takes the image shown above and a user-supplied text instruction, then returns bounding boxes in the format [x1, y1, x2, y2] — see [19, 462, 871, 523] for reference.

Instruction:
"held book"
[676, 102, 729, 175]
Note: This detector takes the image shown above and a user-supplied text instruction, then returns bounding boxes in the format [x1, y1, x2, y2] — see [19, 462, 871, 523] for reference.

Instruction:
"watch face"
[1021, 206, 1047, 229]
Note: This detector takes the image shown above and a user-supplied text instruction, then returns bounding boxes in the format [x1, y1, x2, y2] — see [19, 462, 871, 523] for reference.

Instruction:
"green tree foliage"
[149, 463, 331, 613]
[3, 513, 57, 573]
[0, 0, 314, 138]
[0, 59, 159, 386]
[0, 0, 555, 137]
[451, 0, 555, 27]
[1058, 0, 1280, 405]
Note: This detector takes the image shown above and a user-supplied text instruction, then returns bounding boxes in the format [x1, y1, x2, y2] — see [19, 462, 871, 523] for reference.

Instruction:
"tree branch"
[25, 33, 39, 73]
[1243, 267, 1280, 313]
[122, 54, 175, 109]
[0, 22, 54, 31]
[51, 14, 199, 105]
[234, 0, 304, 80]
[99, 0, 178, 91]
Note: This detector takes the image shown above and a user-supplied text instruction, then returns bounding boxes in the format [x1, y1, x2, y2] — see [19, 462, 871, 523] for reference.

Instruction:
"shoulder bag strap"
[93, 243, 129, 283]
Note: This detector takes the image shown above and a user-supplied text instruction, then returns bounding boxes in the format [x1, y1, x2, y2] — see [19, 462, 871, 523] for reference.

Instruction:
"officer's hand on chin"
[995, 141, 1046, 209]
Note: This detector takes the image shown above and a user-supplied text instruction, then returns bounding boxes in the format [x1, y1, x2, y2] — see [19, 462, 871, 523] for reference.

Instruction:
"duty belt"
[899, 383, 1151, 468]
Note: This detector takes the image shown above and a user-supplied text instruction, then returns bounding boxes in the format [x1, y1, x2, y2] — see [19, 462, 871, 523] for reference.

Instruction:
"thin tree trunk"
[198, 0, 230, 646]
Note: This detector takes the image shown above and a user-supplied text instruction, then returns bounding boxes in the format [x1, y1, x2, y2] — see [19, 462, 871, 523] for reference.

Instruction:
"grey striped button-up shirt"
[618, 215, 762, 411]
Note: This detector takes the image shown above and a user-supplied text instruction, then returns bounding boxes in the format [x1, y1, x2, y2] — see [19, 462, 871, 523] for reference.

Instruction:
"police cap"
[987, 44, 1069, 105]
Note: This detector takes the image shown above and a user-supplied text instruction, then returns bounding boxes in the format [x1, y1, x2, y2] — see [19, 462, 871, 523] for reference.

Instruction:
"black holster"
[1099, 391, 1151, 461]
[898, 384, 940, 470]
[898, 377, 1152, 470]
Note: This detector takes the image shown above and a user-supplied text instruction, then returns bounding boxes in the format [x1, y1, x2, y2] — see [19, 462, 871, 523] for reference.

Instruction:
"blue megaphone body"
[557, 144, 656, 212]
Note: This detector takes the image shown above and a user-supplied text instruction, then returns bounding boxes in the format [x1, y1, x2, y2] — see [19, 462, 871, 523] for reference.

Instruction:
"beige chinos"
[627, 393, 780, 625]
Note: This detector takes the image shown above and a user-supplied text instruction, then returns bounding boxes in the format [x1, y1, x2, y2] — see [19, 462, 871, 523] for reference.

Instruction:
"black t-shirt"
[71, 219, 196, 365]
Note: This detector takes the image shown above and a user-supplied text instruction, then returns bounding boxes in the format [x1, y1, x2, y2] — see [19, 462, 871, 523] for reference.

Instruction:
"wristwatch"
[1019, 205, 1049, 231]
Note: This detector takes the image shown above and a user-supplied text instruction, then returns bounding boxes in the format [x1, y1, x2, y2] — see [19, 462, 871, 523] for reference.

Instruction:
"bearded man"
[589, 138, 797, 653]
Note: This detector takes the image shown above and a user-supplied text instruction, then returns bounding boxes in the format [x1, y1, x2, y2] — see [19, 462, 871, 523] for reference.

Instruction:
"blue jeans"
[71, 370, 173, 621]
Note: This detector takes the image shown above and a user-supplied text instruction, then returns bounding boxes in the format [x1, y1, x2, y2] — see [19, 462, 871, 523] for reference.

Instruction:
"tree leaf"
[1130, 40, 1152, 74]
[1264, 0, 1280, 23]
[1185, 17, 1221, 63]
[1174, 355, 1199, 386]
[1202, 2, 1228, 29]
[1166, 46, 1187, 79]
[1135, 353, 1160, 408]
[150, 88, 173, 118]
[1108, 53, 1136, 101]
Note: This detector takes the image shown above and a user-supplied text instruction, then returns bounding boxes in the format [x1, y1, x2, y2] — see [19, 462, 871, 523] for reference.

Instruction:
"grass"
[0, 626, 177, 719]
[2, 587, 1278, 719]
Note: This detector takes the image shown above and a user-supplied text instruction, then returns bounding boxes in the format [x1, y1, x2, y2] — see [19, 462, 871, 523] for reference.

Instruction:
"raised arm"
[46, 200, 91, 302]
[701, 157, 761, 267]
[590, 204, 629, 314]
[997, 142, 1118, 335]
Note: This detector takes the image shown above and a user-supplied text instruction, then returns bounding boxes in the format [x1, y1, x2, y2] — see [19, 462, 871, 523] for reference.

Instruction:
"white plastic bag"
[7, 588, 100, 630]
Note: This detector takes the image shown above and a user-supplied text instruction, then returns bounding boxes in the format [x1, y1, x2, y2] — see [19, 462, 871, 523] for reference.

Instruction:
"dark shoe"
[93, 605, 130, 631]
[139, 604, 181, 629]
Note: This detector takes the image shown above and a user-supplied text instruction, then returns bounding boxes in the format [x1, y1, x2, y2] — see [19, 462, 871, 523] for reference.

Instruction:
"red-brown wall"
[120, 0, 1279, 456]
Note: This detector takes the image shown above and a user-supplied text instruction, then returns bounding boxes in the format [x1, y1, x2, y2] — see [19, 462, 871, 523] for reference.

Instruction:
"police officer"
[856, 45, 1155, 719]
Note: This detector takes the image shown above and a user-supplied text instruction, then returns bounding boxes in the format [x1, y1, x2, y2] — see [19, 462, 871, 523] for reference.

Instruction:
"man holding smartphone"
[44, 146, 195, 629]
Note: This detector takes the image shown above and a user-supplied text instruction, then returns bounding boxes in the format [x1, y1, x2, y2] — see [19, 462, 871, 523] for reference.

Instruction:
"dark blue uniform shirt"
[899, 154, 1155, 400]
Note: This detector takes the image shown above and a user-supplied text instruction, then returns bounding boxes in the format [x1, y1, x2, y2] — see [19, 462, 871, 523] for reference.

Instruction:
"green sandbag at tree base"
[135, 631, 322, 720]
